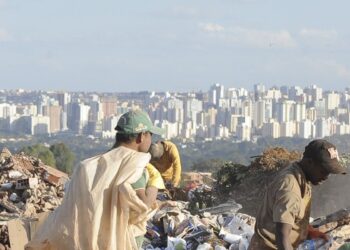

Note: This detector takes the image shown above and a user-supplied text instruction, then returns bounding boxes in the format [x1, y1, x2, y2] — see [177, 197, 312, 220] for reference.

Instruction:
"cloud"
[0, 28, 11, 42]
[199, 23, 296, 48]
[303, 58, 350, 81]
[326, 61, 350, 79]
[232, 27, 296, 48]
[0, 0, 6, 8]
[300, 28, 338, 40]
[172, 6, 198, 18]
[200, 23, 225, 33]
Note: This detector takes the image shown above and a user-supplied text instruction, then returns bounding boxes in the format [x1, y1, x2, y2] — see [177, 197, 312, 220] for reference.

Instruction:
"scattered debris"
[0, 148, 68, 249]
[143, 198, 255, 250]
[1, 145, 349, 249]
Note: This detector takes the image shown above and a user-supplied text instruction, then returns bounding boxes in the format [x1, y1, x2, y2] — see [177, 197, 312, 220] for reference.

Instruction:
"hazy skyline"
[0, 0, 350, 92]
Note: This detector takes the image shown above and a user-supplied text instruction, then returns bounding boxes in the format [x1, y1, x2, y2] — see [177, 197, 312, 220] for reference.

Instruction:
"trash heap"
[311, 208, 350, 250]
[215, 147, 302, 217]
[250, 147, 302, 171]
[0, 145, 349, 249]
[214, 147, 350, 249]
[143, 197, 255, 250]
[0, 147, 69, 249]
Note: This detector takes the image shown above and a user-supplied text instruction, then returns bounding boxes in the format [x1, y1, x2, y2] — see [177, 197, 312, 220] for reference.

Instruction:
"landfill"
[0, 147, 68, 250]
[0, 146, 350, 249]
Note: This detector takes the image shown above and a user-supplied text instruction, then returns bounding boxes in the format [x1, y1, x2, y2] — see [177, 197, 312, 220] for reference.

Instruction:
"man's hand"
[165, 182, 173, 190]
[308, 225, 329, 241]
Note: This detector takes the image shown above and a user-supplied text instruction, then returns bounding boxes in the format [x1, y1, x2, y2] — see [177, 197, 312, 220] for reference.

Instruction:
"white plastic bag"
[197, 242, 212, 250]
[166, 236, 186, 250]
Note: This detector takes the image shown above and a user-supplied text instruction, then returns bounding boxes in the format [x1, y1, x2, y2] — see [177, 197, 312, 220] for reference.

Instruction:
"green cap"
[115, 110, 164, 135]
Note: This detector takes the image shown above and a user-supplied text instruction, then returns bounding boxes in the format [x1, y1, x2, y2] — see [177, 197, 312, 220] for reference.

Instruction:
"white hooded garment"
[26, 146, 151, 250]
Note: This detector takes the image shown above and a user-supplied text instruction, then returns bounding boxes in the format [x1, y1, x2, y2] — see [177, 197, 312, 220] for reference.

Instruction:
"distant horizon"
[1, 83, 350, 94]
[1, 0, 350, 92]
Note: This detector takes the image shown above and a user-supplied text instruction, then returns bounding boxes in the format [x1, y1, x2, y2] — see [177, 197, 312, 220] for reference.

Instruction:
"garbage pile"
[214, 147, 302, 216]
[1, 144, 349, 249]
[311, 208, 350, 249]
[143, 197, 255, 250]
[213, 147, 350, 249]
[250, 147, 302, 171]
[0, 147, 68, 249]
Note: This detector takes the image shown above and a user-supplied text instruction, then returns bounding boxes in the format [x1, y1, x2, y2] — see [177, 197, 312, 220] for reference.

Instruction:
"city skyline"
[1, 83, 350, 142]
[0, 0, 350, 92]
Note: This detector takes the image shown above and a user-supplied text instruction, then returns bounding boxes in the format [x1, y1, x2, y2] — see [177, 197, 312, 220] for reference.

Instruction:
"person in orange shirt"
[149, 140, 182, 188]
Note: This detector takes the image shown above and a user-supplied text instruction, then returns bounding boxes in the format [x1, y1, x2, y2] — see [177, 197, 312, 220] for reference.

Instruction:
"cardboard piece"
[7, 219, 29, 250]
[7, 212, 51, 250]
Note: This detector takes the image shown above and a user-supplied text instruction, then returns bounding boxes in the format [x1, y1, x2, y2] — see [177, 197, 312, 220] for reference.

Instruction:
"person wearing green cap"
[26, 110, 164, 250]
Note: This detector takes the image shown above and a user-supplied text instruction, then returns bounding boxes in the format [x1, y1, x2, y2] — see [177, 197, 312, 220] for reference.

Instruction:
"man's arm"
[170, 145, 181, 187]
[135, 164, 164, 208]
[276, 222, 293, 250]
[135, 186, 158, 208]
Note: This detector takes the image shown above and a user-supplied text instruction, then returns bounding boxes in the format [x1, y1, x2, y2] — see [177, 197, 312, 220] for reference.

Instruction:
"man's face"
[306, 160, 330, 185]
[149, 141, 164, 159]
[139, 131, 153, 153]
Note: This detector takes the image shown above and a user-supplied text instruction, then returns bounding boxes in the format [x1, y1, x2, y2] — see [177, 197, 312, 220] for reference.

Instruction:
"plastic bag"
[166, 236, 186, 250]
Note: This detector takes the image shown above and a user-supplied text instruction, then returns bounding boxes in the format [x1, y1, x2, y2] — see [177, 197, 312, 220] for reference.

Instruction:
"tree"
[20, 144, 56, 167]
[50, 143, 75, 174]
[191, 159, 226, 173]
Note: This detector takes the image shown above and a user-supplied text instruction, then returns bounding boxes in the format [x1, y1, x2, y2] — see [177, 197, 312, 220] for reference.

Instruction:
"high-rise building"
[336, 122, 350, 135]
[262, 120, 280, 138]
[315, 118, 330, 138]
[89, 101, 104, 121]
[229, 114, 242, 134]
[101, 96, 117, 117]
[276, 100, 295, 123]
[326, 92, 340, 112]
[0, 103, 16, 118]
[67, 102, 91, 134]
[254, 83, 265, 100]
[206, 108, 217, 126]
[280, 121, 296, 137]
[237, 123, 251, 141]
[30, 115, 50, 135]
[209, 83, 224, 106]
[43, 105, 62, 133]
[314, 99, 326, 118]
[184, 97, 202, 124]
[310, 85, 323, 101]
[252, 100, 266, 128]
[298, 120, 314, 139]
[56, 92, 71, 112]
[294, 103, 306, 122]
[266, 88, 282, 100]
[241, 100, 253, 118]
[288, 86, 304, 100]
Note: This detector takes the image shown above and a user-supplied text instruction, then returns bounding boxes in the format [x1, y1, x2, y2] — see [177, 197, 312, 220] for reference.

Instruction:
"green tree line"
[20, 143, 75, 174]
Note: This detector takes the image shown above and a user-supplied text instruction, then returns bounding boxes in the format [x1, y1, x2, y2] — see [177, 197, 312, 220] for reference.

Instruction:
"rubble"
[214, 152, 301, 216]
[144, 144, 350, 249]
[143, 187, 255, 250]
[0, 145, 348, 249]
[0, 147, 68, 249]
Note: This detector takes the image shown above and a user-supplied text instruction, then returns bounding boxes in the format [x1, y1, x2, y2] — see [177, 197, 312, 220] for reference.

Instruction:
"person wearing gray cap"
[249, 139, 347, 250]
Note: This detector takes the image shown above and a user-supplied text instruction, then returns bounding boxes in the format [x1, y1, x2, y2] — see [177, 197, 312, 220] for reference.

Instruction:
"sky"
[0, 0, 350, 92]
